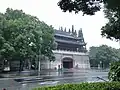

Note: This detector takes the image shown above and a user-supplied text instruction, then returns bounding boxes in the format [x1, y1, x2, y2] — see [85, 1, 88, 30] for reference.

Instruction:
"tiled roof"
[54, 30, 83, 39]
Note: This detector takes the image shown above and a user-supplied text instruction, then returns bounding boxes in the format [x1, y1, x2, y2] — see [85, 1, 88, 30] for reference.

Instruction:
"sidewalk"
[0, 69, 108, 80]
[0, 69, 90, 80]
[0, 69, 87, 78]
[0, 69, 108, 90]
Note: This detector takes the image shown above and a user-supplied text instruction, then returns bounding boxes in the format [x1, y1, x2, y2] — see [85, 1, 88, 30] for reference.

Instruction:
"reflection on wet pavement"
[0, 69, 109, 90]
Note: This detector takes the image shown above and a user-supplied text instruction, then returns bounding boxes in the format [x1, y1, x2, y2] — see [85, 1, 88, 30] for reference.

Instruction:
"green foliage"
[58, 0, 102, 15]
[101, 5, 120, 41]
[0, 8, 55, 70]
[89, 46, 99, 67]
[109, 61, 120, 81]
[100, 0, 120, 41]
[58, 0, 120, 15]
[33, 82, 120, 90]
[89, 45, 120, 68]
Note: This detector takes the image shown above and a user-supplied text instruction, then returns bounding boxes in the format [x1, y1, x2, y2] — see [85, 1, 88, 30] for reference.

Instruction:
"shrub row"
[33, 82, 120, 90]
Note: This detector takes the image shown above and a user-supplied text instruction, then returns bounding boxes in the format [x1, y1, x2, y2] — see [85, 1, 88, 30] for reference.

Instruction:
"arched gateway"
[62, 57, 73, 68]
[49, 50, 90, 69]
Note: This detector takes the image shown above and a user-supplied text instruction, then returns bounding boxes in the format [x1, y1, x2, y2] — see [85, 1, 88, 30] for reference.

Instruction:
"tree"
[0, 8, 55, 71]
[0, 12, 15, 62]
[58, 0, 120, 15]
[4, 8, 42, 71]
[89, 45, 120, 68]
[40, 23, 56, 60]
[58, 0, 102, 15]
[89, 46, 99, 67]
[101, 5, 120, 41]
[96, 45, 119, 68]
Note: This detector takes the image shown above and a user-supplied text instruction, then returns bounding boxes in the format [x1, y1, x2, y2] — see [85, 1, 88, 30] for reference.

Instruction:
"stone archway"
[62, 57, 73, 69]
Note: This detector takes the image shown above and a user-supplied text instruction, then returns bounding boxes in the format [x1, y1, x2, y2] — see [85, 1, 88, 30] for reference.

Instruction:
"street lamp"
[38, 37, 42, 75]
[38, 50, 41, 73]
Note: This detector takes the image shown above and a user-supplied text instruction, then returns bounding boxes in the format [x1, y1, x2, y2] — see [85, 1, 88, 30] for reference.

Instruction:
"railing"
[55, 38, 86, 45]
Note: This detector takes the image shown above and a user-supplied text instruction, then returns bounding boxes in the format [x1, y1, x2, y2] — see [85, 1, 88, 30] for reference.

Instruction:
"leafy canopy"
[0, 8, 55, 62]
[58, 0, 120, 15]
[89, 45, 120, 68]
[101, 5, 120, 40]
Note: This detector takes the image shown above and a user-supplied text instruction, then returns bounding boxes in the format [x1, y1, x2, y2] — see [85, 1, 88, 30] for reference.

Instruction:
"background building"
[41, 25, 90, 70]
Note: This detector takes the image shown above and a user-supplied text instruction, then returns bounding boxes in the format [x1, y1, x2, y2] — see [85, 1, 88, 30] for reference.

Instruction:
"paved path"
[0, 69, 109, 90]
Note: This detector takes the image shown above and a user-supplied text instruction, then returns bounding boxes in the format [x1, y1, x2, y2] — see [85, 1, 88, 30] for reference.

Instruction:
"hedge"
[33, 82, 120, 90]
[108, 61, 120, 81]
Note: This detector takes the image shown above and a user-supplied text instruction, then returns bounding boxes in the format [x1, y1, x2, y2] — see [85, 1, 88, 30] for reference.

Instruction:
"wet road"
[0, 69, 109, 90]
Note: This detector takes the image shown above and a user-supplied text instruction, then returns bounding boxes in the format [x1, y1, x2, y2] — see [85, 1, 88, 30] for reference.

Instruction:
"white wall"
[51, 53, 62, 69]
[49, 50, 90, 69]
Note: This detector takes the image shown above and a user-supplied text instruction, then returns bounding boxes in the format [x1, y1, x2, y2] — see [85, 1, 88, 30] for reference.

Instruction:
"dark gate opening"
[62, 58, 73, 69]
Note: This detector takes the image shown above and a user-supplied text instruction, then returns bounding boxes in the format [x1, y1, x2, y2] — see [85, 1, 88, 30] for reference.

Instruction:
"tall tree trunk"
[35, 58, 38, 70]
[19, 59, 22, 72]
[19, 59, 24, 72]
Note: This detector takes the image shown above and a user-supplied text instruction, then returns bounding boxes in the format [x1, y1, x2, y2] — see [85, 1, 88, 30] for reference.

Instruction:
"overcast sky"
[0, 0, 120, 49]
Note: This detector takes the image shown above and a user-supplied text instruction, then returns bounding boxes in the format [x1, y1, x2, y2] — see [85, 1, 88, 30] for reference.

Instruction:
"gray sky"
[0, 0, 120, 49]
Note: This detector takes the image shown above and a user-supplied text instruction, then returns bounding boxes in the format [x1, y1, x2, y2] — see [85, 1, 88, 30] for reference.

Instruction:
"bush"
[108, 61, 120, 81]
[33, 82, 120, 90]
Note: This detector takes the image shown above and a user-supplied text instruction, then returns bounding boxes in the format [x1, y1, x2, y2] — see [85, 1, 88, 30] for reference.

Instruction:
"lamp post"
[38, 37, 42, 76]
[38, 50, 41, 74]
